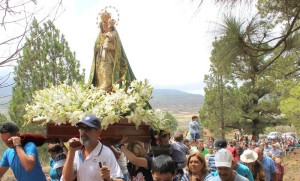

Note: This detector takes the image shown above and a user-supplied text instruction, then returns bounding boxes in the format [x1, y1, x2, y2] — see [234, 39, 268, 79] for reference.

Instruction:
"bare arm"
[0, 166, 9, 179]
[120, 145, 148, 169]
[62, 138, 80, 181]
[11, 136, 35, 172]
[15, 146, 36, 172]
[118, 136, 149, 169]
[110, 145, 121, 159]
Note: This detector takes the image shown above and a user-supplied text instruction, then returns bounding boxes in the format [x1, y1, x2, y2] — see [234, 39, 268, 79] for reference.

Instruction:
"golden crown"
[96, 6, 119, 28]
[101, 10, 111, 23]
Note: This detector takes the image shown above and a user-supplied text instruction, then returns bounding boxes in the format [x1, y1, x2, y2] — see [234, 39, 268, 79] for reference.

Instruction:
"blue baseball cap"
[75, 116, 101, 129]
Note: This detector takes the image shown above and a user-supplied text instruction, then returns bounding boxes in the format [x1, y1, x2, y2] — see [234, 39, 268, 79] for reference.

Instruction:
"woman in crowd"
[205, 137, 215, 148]
[118, 136, 153, 181]
[181, 152, 213, 181]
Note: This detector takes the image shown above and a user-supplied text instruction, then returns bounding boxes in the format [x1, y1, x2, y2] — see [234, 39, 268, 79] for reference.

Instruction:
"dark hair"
[209, 137, 215, 142]
[0, 122, 19, 134]
[152, 155, 176, 175]
[48, 144, 63, 153]
[192, 115, 198, 120]
[174, 132, 183, 142]
[197, 139, 204, 143]
[183, 139, 190, 145]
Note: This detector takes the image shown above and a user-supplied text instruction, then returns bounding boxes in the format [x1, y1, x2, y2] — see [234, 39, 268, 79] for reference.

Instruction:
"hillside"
[149, 89, 204, 129]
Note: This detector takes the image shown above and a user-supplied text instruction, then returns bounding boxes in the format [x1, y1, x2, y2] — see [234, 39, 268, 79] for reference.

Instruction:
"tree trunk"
[220, 75, 225, 139]
[252, 119, 259, 142]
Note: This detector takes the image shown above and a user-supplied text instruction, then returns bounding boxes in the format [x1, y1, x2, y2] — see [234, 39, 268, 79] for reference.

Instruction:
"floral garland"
[24, 80, 178, 132]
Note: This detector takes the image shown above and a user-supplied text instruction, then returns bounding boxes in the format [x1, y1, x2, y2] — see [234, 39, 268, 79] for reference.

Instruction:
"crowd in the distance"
[0, 115, 298, 181]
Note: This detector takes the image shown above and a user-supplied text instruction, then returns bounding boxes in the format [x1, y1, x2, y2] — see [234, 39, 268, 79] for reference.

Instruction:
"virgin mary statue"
[88, 8, 136, 91]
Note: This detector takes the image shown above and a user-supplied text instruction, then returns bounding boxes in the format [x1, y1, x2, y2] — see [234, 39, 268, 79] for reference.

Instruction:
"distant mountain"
[149, 89, 204, 115]
[0, 74, 13, 97]
[0, 73, 13, 114]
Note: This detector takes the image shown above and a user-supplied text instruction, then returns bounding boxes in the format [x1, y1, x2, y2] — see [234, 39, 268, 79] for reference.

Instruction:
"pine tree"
[9, 18, 84, 131]
[0, 113, 8, 124]
[200, 39, 244, 139]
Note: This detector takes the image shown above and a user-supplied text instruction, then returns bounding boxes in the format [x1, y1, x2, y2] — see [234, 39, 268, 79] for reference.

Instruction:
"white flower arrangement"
[24, 80, 178, 132]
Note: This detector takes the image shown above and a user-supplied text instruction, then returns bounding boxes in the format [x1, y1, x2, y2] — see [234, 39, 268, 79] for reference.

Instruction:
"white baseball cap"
[215, 148, 233, 168]
[53, 153, 66, 169]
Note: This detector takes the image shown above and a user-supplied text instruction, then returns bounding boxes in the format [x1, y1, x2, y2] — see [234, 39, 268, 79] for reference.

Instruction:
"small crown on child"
[108, 18, 116, 27]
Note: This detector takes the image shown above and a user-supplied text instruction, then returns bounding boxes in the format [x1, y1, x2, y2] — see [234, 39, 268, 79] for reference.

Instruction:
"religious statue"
[88, 7, 136, 91]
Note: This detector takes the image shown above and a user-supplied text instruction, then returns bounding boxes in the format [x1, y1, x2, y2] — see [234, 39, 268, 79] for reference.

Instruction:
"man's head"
[208, 145, 214, 154]
[214, 139, 227, 151]
[197, 139, 204, 149]
[215, 149, 234, 181]
[152, 155, 176, 181]
[254, 147, 264, 161]
[158, 131, 170, 147]
[0, 122, 19, 148]
[173, 132, 183, 143]
[272, 144, 277, 150]
[75, 116, 101, 146]
[0, 122, 19, 135]
[183, 139, 191, 149]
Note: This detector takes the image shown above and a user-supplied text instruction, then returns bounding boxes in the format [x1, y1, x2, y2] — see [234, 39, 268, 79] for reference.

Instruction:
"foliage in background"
[9, 18, 84, 133]
[279, 82, 300, 127]
[0, 114, 8, 125]
[208, 16, 291, 137]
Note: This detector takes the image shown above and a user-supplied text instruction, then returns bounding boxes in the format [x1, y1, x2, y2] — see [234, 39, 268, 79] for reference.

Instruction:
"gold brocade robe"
[88, 29, 136, 90]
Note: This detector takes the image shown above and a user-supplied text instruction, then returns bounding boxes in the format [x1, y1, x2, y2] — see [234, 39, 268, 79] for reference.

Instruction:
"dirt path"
[283, 148, 300, 181]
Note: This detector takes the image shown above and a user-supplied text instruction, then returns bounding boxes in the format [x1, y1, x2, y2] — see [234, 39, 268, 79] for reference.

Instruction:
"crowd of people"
[0, 115, 298, 181]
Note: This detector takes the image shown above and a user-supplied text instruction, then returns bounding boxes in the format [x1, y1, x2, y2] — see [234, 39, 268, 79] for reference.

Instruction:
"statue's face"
[102, 22, 108, 32]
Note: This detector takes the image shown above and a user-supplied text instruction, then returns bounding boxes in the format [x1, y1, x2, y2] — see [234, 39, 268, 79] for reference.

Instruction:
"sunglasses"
[78, 126, 94, 132]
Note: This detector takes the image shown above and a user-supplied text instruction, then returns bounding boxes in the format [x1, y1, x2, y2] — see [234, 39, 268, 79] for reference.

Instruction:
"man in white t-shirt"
[62, 116, 123, 181]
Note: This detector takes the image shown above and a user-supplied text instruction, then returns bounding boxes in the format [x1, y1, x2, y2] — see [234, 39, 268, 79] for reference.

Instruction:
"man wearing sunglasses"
[62, 116, 123, 181]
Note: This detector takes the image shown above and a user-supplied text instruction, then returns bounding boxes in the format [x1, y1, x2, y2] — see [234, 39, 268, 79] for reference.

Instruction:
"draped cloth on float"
[88, 29, 136, 90]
